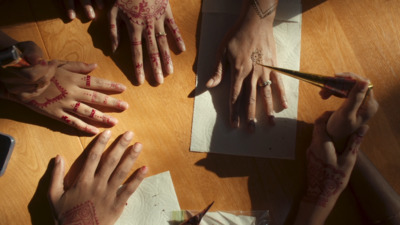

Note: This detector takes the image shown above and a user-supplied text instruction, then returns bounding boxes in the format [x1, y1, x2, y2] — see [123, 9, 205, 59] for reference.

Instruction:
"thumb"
[48, 155, 65, 204]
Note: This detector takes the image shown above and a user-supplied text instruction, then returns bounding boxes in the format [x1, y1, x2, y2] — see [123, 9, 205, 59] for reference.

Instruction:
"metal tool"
[257, 63, 373, 98]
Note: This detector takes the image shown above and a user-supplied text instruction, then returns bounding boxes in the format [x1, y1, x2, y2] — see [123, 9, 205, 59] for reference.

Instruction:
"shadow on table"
[195, 119, 313, 225]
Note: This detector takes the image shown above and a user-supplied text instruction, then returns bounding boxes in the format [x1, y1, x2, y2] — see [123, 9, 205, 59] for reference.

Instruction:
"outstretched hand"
[206, 1, 287, 132]
[4, 61, 129, 135]
[48, 130, 148, 225]
[109, 0, 186, 85]
[62, 0, 103, 20]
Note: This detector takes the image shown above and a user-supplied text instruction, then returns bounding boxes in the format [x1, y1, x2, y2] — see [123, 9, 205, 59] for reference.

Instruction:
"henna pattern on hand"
[150, 53, 160, 66]
[61, 115, 71, 124]
[163, 50, 171, 65]
[86, 75, 91, 87]
[115, 0, 168, 26]
[303, 151, 346, 207]
[29, 77, 68, 108]
[73, 102, 81, 112]
[62, 201, 99, 225]
[89, 109, 96, 118]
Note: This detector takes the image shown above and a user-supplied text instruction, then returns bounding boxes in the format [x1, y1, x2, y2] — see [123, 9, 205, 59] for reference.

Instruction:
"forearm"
[0, 30, 18, 49]
[349, 151, 400, 224]
[294, 200, 336, 225]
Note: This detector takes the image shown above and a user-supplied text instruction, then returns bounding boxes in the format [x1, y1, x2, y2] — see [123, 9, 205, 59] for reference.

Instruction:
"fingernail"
[119, 101, 129, 110]
[92, 127, 100, 134]
[141, 166, 148, 173]
[157, 73, 164, 84]
[68, 11, 76, 20]
[282, 100, 288, 109]
[138, 74, 145, 85]
[207, 78, 214, 88]
[358, 81, 369, 92]
[89, 8, 95, 19]
[248, 120, 256, 133]
[108, 117, 118, 125]
[103, 129, 111, 138]
[125, 131, 134, 140]
[55, 155, 61, 164]
[181, 43, 186, 52]
[167, 64, 174, 74]
[268, 115, 275, 126]
[133, 143, 142, 152]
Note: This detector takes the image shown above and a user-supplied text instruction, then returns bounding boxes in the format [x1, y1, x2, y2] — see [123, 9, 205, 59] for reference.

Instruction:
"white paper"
[190, 0, 302, 159]
[115, 171, 180, 225]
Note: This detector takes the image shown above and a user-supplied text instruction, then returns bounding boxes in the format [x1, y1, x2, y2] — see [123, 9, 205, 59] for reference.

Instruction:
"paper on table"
[190, 0, 302, 159]
[115, 171, 180, 225]
[201, 211, 269, 225]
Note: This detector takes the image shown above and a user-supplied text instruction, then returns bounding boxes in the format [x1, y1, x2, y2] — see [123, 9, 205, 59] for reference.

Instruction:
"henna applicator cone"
[257, 63, 373, 98]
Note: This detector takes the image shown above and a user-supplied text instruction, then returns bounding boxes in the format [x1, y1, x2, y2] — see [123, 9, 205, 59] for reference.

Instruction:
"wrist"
[245, 0, 277, 24]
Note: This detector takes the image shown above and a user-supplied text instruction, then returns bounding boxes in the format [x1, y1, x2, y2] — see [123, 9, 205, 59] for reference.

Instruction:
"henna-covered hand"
[62, 0, 103, 20]
[48, 130, 148, 225]
[0, 41, 55, 100]
[304, 112, 368, 208]
[321, 73, 379, 150]
[3, 61, 129, 135]
[206, 0, 287, 133]
[109, 0, 186, 85]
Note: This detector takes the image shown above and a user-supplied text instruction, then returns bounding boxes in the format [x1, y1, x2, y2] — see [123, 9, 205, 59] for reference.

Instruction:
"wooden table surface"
[0, 0, 399, 224]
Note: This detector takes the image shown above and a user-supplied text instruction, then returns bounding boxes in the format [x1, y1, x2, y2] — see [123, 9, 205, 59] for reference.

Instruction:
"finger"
[116, 166, 148, 207]
[312, 111, 334, 141]
[144, 21, 163, 84]
[155, 26, 173, 74]
[230, 69, 244, 128]
[165, 15, 186, 52]
[48, 155, 65, 203]
[59, 61, 97, 74]
[79, 130, 112, 181]
[69, 101, 118, 126]
[260, 80, 275, 125]
[340, 125, 369, 167]
[97, 131, 134, 180]
[78, 90, 129, 110]
[16, 41, 43, 65]
[109, 5, 119, 52]
[58, 112, 100, 134]
[80, 0, 96, 19]
[63, 0, 76, 19]
[358, 89, 379, 124]
[270, 70, 288, 109]
[247, 78, 257, 133]
[341, 79, 370, 116]
[319, 88, 333, 100]
[126, 23, 145, 85]
[207, 58, 224, 88]
[79, 75, 126, 92]
[108, 143, 142, 189]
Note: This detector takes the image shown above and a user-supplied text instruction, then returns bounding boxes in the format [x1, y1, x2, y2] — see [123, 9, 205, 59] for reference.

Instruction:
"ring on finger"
[155, 32, 167, 38]
[259, 80, 272, 87]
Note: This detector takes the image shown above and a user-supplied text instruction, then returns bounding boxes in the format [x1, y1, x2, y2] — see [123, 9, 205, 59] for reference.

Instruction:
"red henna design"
[73, 102, 81, 112]
[150, 53, 160, 66]
[110, 24, 117, 29]
[132, 41, 142, 45]
[91, 92, 98, 103]
[62, 201, 99, 225]
[29, 77, 68, 108]
[163, 50, 171, 65]
[89, 109, 96, 118]
[115, 0, 168, 26]
[61, 115, 71, 124]
[303, 151, 346, 207]
[103, 96, 109, 104]
[86, 76, 91, 87]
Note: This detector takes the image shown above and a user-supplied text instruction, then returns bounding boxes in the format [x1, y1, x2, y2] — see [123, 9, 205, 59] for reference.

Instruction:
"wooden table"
[0, 0, 399, 224]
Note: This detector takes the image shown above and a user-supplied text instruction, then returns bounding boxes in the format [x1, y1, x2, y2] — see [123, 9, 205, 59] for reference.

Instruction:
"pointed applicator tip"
[179, 201, 214, 225]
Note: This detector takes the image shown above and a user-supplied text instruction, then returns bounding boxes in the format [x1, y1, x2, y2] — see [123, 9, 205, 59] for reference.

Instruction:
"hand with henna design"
[0, 38, 56, 101]
[48, 130, 148, 225]
[294, 112, 369, 225]
[109, 0, 186, 85]
[1, 60, 129, 135]
[206, 0, 287, 132]
[62, 0, 103, 20]
[321, 73, 379, 151]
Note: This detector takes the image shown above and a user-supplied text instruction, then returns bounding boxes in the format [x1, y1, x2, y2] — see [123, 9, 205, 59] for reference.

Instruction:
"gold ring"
[155, 32, 167, 38]
[259, 80, 272, 87]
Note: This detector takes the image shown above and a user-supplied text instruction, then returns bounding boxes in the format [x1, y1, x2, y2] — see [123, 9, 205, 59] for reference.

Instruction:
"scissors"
[180, 202, 214, 225]
[257, 63, 373, 98]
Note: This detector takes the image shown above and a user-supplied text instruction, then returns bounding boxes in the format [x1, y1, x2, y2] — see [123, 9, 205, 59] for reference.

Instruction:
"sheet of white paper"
[201, 211, 261, 225]
[115, 171, 180, 225]
[190, 0, 302, 159]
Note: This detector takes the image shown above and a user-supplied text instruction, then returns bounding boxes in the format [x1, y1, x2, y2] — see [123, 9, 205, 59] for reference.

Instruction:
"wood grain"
[0, 0, 398, 225]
